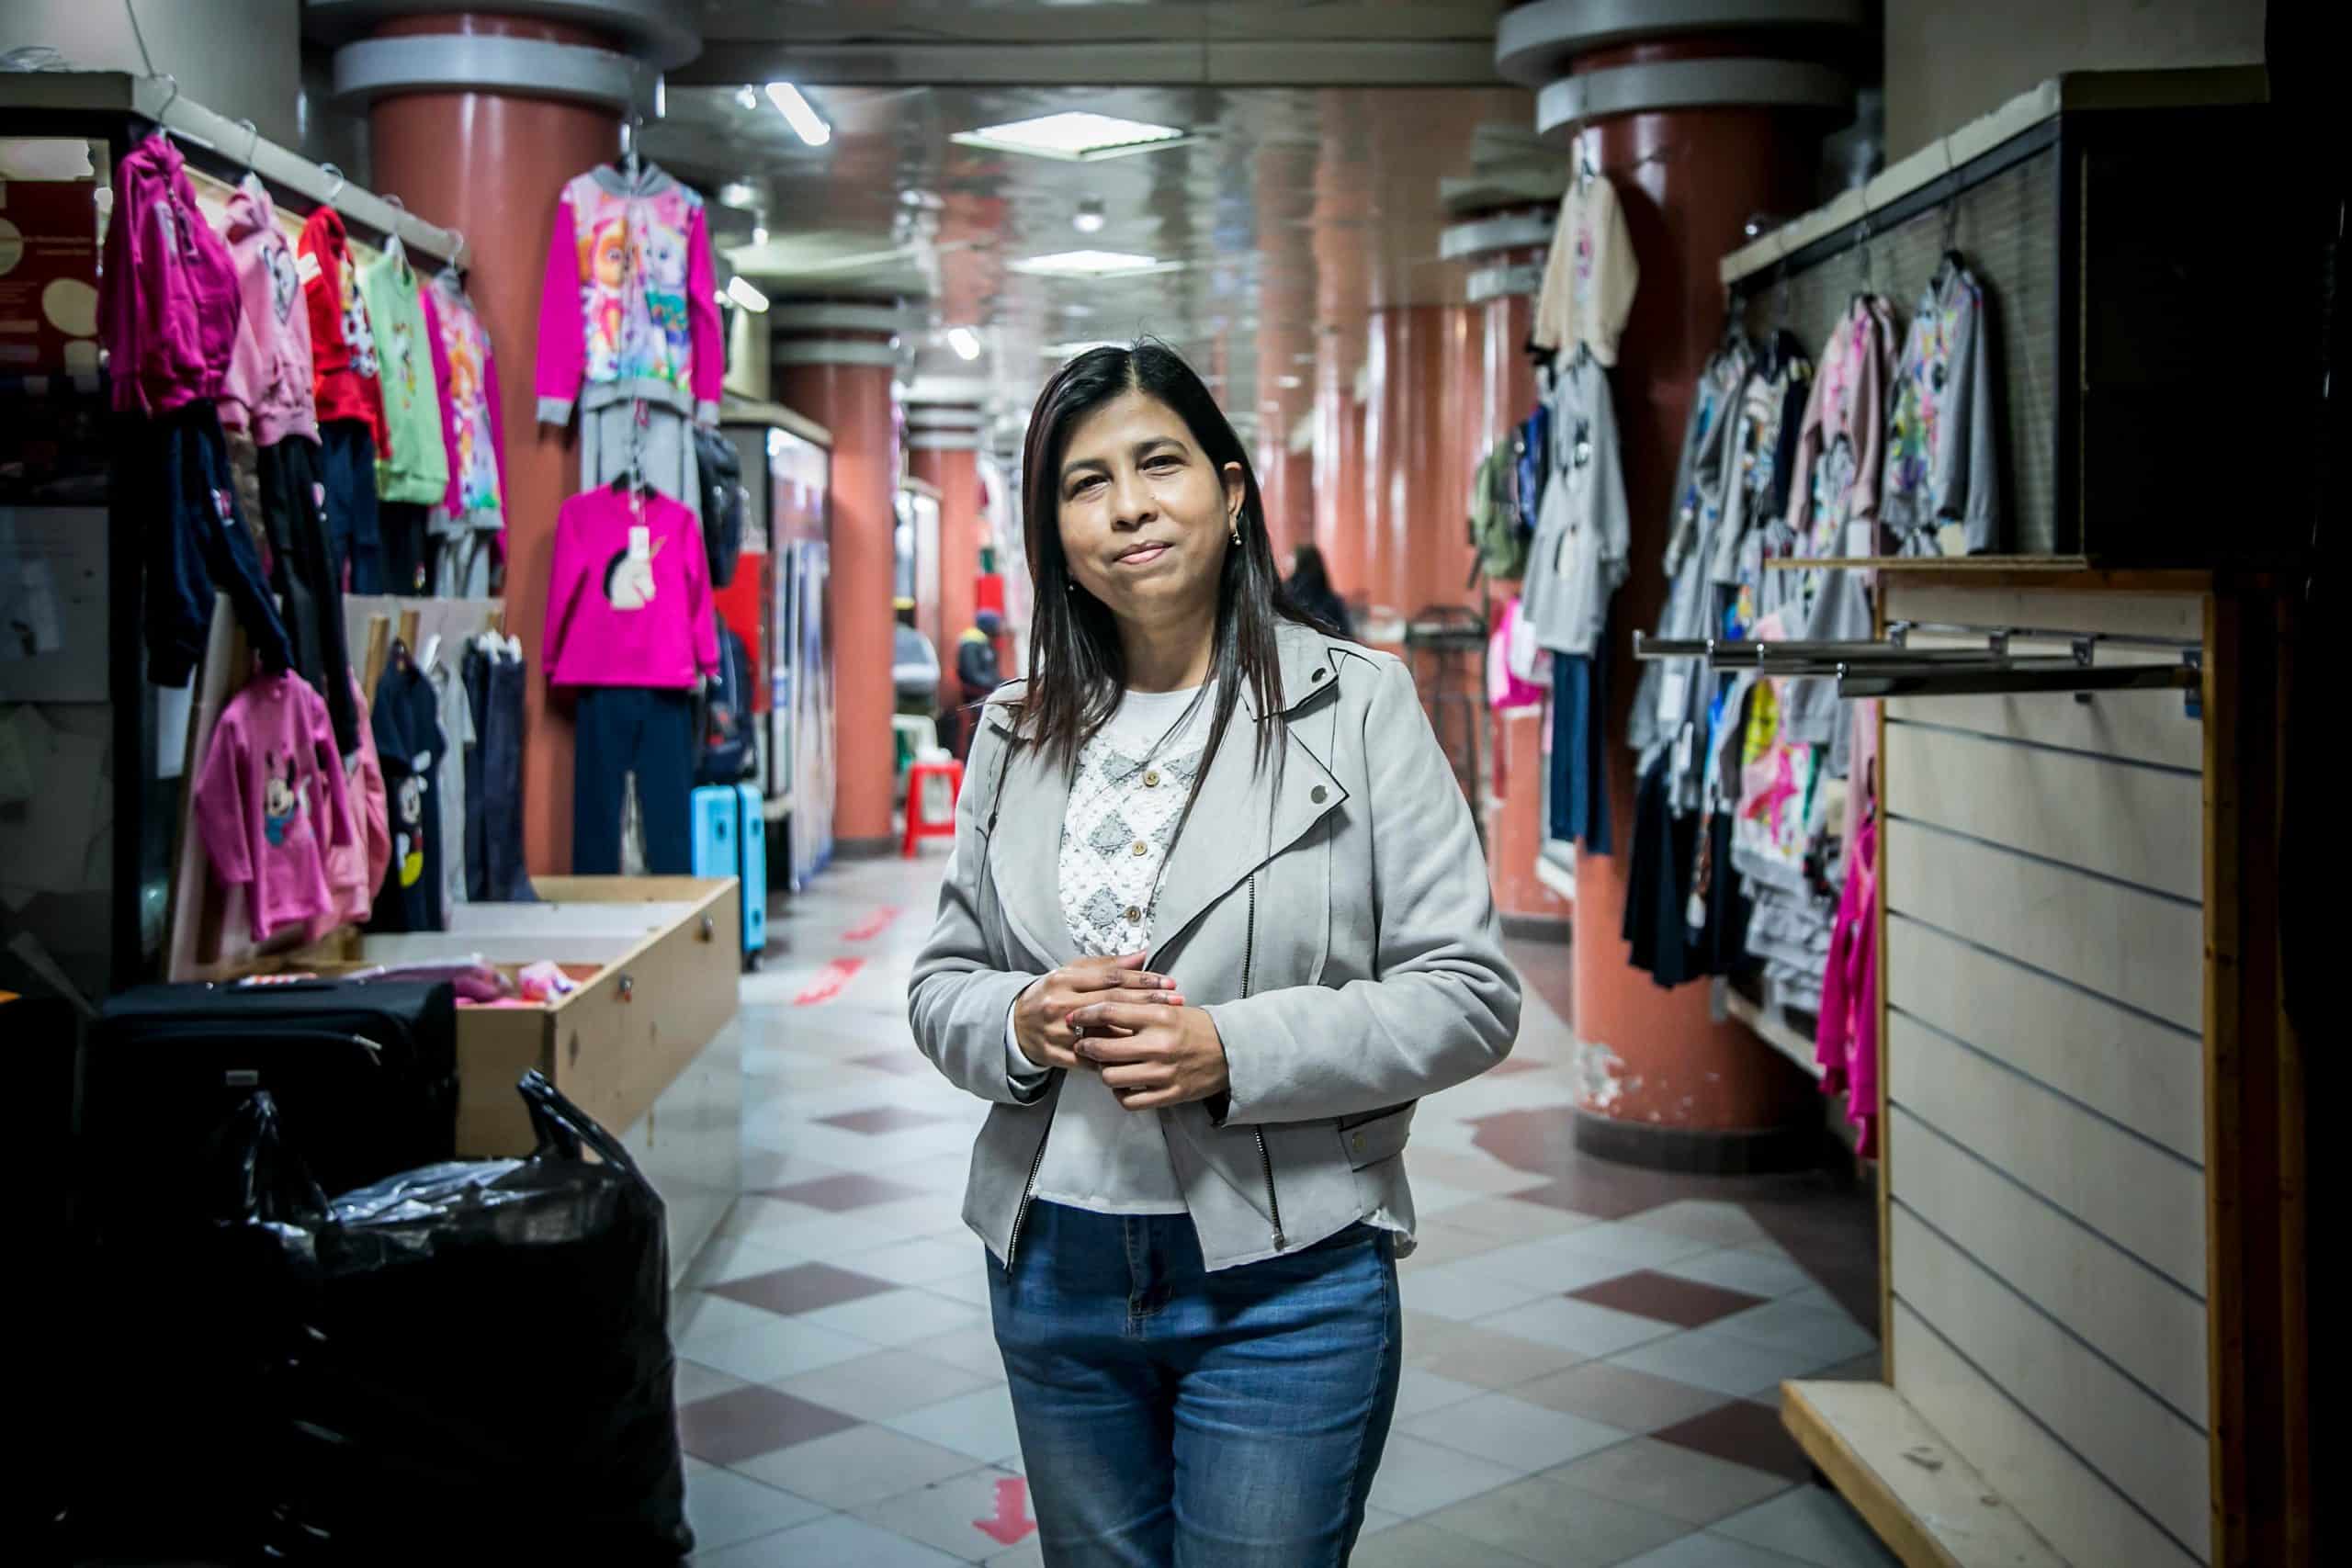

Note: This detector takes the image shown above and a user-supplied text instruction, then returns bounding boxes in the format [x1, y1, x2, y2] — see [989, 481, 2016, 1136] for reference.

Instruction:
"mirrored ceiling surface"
[643, 79, 1539, 438]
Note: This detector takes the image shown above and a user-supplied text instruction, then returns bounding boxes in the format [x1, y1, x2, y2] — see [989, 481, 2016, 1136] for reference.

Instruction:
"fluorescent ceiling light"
[1009, 250, 1162, 279]
[946, 326, 981, 362]
[734, 84, 759, 112]
[954, 111, 1186, 163]
[725, 276, 770, 313]
[1072, 197, 1106, 234]
[1041, 340, 1126, 360]
[764, 82, 831, 147]
[718, 180, 758, 209]
[1277, 375, 1303, 389]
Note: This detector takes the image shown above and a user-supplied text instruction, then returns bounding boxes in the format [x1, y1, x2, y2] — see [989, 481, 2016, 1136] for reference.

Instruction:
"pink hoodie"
[533, 166, 723, 427]
[215, 178, 321, 446]
[194, 671, 361, 944]
[99, 134, 243, 416]
[544, 487, 717, 689]
[323, 671, 391, 929]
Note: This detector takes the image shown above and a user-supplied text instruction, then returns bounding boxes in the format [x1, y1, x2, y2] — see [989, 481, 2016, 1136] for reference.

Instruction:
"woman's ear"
[1221, 460, 1246, 524]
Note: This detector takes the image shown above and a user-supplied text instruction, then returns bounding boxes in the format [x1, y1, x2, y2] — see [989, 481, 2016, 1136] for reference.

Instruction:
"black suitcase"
[85, 978, 459, 1224]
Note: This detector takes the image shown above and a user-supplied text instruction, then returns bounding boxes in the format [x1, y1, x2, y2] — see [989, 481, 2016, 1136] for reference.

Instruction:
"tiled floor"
[671, 847, 1899, 1566]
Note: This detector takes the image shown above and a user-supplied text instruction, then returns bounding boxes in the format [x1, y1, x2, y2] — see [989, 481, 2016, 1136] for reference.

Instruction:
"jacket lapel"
[978, 716, 1080, 971]
[1148, 625, 1350, 963]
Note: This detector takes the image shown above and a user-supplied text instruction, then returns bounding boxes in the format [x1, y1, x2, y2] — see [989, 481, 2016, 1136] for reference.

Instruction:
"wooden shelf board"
[1780, 1379, 2070, 1568]
[1726, 988, 1823, 1082]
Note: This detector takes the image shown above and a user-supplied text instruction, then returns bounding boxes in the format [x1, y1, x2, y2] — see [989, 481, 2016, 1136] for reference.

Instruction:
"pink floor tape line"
[793, 958, 863, 1007]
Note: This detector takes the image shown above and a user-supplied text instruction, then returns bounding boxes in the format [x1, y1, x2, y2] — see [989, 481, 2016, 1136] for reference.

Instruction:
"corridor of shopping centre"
[669, 845, 1888, 1567]
[16, 0, 2320, 1563]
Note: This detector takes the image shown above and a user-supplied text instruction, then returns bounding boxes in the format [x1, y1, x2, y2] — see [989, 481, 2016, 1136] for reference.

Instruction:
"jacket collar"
[979, 618, 1348, 971]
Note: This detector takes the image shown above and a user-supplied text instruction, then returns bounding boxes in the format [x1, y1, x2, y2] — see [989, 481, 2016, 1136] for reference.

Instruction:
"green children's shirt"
[356, 250, 450, 506]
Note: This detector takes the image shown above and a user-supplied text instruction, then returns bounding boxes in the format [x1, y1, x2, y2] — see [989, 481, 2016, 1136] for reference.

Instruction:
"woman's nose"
[1109, 467, 1153, 526]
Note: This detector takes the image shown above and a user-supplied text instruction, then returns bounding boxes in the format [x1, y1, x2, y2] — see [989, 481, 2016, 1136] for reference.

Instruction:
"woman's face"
[1056, 389, 1243, 623]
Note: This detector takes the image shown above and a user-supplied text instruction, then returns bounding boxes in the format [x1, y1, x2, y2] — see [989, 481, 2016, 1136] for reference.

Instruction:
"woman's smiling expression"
[1057, 389, 1243, 620]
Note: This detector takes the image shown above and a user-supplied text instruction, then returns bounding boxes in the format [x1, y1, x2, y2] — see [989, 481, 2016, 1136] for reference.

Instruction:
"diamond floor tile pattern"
[707, 1261, 899, 1316]
[662, 848, 1885, 1566]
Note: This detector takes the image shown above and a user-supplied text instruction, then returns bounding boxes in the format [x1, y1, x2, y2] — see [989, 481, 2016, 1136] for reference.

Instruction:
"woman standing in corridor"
[909, 342, 1521, 1567]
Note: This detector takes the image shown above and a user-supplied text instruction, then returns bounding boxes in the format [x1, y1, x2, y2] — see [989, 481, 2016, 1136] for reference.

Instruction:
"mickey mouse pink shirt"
[543, 488, 718, 688]
[193, 671, 361, 944]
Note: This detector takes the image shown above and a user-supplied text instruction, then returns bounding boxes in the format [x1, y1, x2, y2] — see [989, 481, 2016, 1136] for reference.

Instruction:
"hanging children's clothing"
[1815, 808, 1879, 1156]
[325, 671, 390, 927]
[1530, 171, 1639, 366]
[546, 487, 718, 875]
[1777, 295, 1895, 770]
[464, 635, 533, 901]
[1630, 335, 1749, 813]
[1548, 634, 1612, 854]
[300, 207, 390, 593]
[426, 652, 476, 919]
[1883, 254, 2002, 558]
[368, 650, 448, 932]
[535, 164, 724, 428]
[535, 164, 723, 521]
[1519, 352, 1630, 660]
[100, 134, 241, 417]
[356, 246, 449, 509]
[420, 271, 509, 595]
[193, 671, 360, 945]
[1706, 333, 1813, 638]
[215, 179, 319, 448]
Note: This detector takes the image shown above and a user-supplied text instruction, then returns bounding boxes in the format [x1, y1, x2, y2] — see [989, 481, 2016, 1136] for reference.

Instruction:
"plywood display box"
[300, 876, 741, 1157]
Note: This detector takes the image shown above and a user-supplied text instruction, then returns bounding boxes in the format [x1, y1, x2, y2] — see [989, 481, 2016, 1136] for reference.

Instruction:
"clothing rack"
[0, 71, 469, 268]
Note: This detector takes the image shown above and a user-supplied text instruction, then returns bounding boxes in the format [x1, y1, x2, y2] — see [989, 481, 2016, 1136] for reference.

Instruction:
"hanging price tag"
[628, 525, 651, 561]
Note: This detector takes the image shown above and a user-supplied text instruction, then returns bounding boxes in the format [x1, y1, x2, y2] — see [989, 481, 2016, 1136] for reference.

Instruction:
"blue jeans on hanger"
[987, 1201, 1401, 1567]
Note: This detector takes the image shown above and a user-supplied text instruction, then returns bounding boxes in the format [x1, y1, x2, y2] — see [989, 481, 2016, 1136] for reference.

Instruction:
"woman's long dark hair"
[1017, 339, 1311, 779]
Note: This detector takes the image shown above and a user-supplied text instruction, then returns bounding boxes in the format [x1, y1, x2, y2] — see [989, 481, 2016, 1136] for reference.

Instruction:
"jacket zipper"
[1241, 872, 1285, 1251]
[1004, 1077, 1060, 1269]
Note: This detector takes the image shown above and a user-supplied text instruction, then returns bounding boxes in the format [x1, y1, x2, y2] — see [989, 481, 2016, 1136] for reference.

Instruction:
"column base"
[1571, 1104, 1828, 1176]
[1500, 913, 1573, 943]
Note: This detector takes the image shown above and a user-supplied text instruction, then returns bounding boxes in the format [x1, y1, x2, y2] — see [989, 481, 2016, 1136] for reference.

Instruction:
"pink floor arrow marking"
[973, 1476, 1036, 1546]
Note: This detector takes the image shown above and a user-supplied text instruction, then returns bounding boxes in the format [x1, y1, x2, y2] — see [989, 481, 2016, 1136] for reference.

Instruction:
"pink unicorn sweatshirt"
[543, 487, 718, 689]
[194, 671, 361, 944]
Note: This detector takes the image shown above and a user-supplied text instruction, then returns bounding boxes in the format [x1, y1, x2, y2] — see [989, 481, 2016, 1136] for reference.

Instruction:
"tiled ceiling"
[644, 3, 1541, 442]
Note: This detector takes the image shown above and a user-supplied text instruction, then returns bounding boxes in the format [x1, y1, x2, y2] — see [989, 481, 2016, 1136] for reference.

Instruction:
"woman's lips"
[1115, 543, 1171, 567]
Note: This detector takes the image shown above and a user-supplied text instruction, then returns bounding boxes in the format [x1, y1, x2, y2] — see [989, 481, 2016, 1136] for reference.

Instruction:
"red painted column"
[1312, 343, 1366, 604]
[366, 14, 619, 874]
[909, 430, 980, 675]
[1427, 300, 1482, 612]
[1569, 43, 1823, 1136]
[776, 328, 899, 854]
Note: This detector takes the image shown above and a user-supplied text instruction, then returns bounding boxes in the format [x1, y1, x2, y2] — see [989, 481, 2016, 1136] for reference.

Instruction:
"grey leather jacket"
[909, 621, 1521, 1272]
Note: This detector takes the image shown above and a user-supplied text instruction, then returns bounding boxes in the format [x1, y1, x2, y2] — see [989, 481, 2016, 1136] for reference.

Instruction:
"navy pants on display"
[317, 420, 385, 594]
[571, 687, 695, 875]
[1549, 642, 1613, 854]
[125, 404, 294, 686]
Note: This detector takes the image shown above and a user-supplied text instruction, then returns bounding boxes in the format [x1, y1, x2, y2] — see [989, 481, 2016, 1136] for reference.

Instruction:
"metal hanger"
[320, 162, 347, 207]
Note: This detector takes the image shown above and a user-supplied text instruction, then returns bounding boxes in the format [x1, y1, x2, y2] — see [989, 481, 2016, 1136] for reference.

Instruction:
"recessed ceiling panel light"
[1073, 197, 1106, 234]
[946, 326, 982, 361]
[1009, 250, 1164, 279]
[764, 82, 831, 147]
[954, 112, 1187, 163]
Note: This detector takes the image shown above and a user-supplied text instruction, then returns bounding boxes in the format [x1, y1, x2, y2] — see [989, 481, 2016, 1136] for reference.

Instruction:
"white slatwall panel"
[1887, 918, 2203, 1161]
[1882, 584, 2210, 1567]
[1888, 1107, 2208, 1424]
[1891, 1302, 2203, 1568]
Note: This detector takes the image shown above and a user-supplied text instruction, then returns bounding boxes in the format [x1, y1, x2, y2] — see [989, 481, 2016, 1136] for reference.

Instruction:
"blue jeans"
[987, 1201, 1402, 1567]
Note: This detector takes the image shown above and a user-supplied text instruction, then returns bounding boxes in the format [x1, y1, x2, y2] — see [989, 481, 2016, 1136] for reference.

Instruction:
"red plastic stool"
[902, 757, 965, 855]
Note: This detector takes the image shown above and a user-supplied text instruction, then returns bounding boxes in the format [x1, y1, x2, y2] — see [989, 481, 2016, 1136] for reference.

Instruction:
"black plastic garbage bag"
[60, 1089, 322, 1562]
[256, 1071, 694, 1562]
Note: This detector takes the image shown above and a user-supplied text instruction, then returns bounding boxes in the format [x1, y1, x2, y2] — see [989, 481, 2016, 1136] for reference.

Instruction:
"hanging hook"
[447, 228, 467, 269]
[232, 117, 261, 167]
[321, 162, 346, 205]
[154, 72, 180, 120]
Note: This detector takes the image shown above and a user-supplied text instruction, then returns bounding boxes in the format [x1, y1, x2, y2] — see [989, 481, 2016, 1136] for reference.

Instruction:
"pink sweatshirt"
[215, 179, 321, 446]
[420, 274, 510, 526]
[544, 488, 718, 688]
[194, 671, 361, 944]
[1815, 809, 1880, 1158]
[324, 671, 391, 928]
[99, 134, 243, 416]
[534, 166, 722, 427]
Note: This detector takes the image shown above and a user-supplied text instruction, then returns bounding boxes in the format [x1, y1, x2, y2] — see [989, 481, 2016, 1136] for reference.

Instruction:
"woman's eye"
[1147, 456, 1181, 473]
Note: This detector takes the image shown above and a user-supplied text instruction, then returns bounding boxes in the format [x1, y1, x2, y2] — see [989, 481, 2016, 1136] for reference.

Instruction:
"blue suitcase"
[691, 783, 767, 968]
